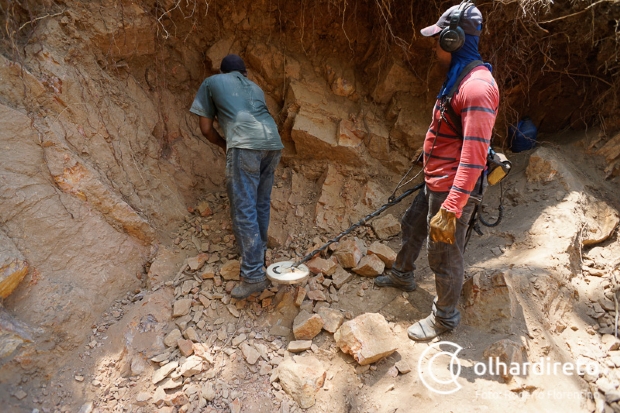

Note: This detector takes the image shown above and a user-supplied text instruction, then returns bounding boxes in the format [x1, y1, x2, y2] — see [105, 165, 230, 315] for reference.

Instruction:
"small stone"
[197, 201, 213, 217]
[227, 304, 240, 318]
[178, 355, 204, 377]
[13, 390, 27, 400]
[602, 334, 620, 351]
[387, 366, 399, 377]
[352, 254, 385, 277]
[483, 339, 525, 382]
[367, 242, 397, 268]
[200, 265, 216, 279]
[221, 260, 241, 280]
[201, 382, 216, 401]
[229, 398, 242, 413]
[152, 361, 179, 384]
[164, 329, 183, 347]
[300, 300, 314, 313]
[270, 325, 292, 337]
[173, 299, 193, 317]
[184, 326, 199, 342]
[395, 360, 411, 374]
[331, 266, 353, 289]
[188, 253, 209, 271]
[334, 313, 397, 365]
[75, 375, 84, 382]
[225, 281, 236, 293]
[333, 239, 363, 269]
[287, 340, 313, 353]
[307, 290, 327, 301]
[294, 286, 307, 306]
[232, 334, 247, 347]
[259, 289, 275, 300]
[177, 339, 194, 357]
[371, 214, 401, 240]
[318, 307, 345, 334]
[240, 343, 261, 365]
[135, 392, 151, 406]
[293, 310, 324, 340]
[306, 257, 337, 276]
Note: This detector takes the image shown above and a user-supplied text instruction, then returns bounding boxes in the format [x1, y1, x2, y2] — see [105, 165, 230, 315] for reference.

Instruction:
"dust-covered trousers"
[226, 148, 281, 283]
[391, 185, 477, 329]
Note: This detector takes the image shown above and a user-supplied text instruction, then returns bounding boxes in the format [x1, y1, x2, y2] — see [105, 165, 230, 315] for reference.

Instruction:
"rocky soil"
[2, 131, 619, 413]
[1, 1, 620, 412]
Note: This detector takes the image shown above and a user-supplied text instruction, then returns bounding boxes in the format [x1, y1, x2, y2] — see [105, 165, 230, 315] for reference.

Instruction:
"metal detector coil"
[267, 261, 310, 285]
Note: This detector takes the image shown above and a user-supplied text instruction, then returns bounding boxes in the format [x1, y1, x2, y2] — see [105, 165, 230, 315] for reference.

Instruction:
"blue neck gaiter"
[438, 34, 492, 98]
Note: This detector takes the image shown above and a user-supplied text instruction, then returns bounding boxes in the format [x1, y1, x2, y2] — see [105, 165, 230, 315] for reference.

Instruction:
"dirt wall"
[0, 0, 619, 375]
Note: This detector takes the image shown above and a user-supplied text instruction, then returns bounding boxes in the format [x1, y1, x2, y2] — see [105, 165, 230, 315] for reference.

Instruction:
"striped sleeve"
[441, 73, 499, 217]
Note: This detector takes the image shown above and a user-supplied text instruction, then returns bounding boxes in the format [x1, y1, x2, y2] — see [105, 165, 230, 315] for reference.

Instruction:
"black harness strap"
[439, 60, 484, 137]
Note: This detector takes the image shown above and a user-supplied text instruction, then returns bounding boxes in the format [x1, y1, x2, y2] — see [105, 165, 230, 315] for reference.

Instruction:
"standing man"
[374, 2, 499, 341]
[190, 54, 284, 299]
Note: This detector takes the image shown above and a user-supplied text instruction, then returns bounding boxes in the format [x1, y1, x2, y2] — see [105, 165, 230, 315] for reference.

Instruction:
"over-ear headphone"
[439, 1, 473, 53]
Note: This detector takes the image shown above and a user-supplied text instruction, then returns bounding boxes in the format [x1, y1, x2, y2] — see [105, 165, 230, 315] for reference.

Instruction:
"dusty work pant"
[226, 148, 281, 283]
[391, 185, 476, 330]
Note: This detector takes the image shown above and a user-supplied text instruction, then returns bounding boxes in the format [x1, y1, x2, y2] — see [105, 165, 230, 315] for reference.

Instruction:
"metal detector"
[266, 182, 425, 284]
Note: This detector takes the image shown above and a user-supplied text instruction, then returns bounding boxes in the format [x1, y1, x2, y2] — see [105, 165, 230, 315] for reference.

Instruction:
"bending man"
[190, 54, 283, 299]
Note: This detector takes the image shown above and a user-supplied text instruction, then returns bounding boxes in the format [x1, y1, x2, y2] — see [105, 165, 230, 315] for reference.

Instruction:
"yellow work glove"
[429, 208, 457, 244]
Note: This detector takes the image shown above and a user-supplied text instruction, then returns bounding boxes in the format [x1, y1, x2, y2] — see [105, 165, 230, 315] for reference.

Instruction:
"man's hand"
[199, 117, 226, 151]
[429, 208, 457, 244]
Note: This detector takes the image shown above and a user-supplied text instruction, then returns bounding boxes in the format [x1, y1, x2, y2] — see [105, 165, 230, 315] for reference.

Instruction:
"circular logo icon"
[418, 341, 463, 394]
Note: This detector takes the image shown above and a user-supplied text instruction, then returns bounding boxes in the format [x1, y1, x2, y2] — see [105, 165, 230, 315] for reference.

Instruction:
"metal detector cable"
[291, 182, 425, 267]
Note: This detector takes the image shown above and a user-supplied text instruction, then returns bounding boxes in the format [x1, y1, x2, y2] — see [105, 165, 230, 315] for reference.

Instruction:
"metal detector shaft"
[292, 182, 425, 267]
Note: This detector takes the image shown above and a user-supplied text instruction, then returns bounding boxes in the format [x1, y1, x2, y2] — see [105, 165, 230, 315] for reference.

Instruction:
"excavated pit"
[0, 0, 619, 412]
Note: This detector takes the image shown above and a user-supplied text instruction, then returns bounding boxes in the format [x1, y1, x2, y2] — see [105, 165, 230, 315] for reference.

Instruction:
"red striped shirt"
[423, 66, 499, 218]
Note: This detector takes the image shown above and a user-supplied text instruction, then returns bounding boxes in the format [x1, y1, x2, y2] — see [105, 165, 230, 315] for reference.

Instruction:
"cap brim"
[421, 24, 442, 37]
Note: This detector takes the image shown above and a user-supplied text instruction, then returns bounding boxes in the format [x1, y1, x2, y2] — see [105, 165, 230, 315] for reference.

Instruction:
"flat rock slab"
[367, 241, 397, 268]
[371, 214, 401, 240]
[287, 340, 313, 353]
[318, 307, 344, 333]
[240, 343, 261, 365]
[331, 266, 353, 289]
[334, 313, 397, 365]
[352, 254, 385, 277]
[152, 361, 178, 384]
[220, 260, 241, 280]
[276, 355, 326, 409]
[293, 310, 324, 340]
[333, 239, 364, 269]
[306, 257, 337, 276]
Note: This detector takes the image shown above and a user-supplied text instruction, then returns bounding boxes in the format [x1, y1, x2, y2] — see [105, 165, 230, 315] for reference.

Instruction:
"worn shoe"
[231, 279, 270, 299]
[407, 312, 451, 341]
[374, 272, 417, 292]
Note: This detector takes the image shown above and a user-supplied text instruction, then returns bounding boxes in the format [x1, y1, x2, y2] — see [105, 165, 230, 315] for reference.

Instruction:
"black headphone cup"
[438, 1, 471, 53]
[439, 27, 465, 53]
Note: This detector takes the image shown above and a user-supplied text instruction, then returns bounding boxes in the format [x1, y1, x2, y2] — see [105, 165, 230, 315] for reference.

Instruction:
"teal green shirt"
[190, 72, 284, 151]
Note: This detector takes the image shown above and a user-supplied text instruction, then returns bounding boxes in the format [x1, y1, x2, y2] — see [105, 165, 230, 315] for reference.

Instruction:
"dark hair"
[220, 54, 247, 75]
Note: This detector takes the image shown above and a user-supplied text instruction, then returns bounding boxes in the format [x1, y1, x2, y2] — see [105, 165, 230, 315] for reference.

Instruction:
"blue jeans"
[226, 148, 281, 283]
[392, 185, 476, 329]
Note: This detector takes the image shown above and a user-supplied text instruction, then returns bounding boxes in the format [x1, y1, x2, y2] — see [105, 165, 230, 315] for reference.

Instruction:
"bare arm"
[199, 117, 226, 151]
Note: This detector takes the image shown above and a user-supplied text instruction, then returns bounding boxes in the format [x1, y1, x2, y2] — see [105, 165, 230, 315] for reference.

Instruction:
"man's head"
[220, 54, 247, 76]
[421, 2, 483, 53]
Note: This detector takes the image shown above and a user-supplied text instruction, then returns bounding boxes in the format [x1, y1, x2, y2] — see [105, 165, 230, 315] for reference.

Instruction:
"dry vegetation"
[2, 0, 619, 142]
